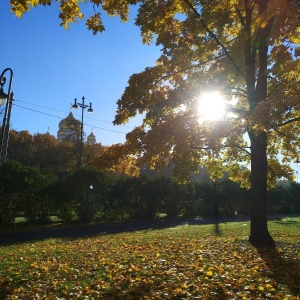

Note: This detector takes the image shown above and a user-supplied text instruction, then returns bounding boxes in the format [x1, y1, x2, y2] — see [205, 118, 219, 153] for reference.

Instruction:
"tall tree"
[11, 0, 300, 247]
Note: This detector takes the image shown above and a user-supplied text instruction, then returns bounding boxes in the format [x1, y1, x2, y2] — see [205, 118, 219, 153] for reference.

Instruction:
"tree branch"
[276, 117, 300, 127]
[152, 53, 226, 88]
[225, 87, 247, 94]
[182, 0, 246, 81]
[267, 164, 293, 181]
[271, 126, 296, 140]
[190, 143, 251, 156]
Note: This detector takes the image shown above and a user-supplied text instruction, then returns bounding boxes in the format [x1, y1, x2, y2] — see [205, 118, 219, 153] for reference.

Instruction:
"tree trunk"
[242, 0, 276, 248]
[248, 130, 275, 248]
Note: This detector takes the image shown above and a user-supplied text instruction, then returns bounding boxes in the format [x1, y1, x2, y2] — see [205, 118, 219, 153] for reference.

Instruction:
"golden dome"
[87, 131, 96, 144]
[88, 132, 96, 139]
[59, 112, 80, 130]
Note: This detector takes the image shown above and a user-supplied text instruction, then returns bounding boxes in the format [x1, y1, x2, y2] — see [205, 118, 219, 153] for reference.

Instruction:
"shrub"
[0, 161, 56, 224]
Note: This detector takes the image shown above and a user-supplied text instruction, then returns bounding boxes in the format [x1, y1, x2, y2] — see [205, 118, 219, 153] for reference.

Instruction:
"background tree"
[8, 130, 35, 165]
[83, 143, 105, 167]
[32, 133, 60, 171]
[10, 0, 300, 247]
[7, 129, 104, 177]
[269, 181, 300, 214]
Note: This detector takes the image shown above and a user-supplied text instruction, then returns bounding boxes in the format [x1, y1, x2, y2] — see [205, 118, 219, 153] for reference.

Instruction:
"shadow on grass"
[0, 215, 237, 246]
[214, 222, 221, 236]
[0, 218, 177, 245]
[272, 220, 299, 225]
[257, 247, 300, 295]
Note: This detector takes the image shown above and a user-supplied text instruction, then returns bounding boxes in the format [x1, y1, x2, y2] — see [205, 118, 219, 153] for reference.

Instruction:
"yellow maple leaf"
[29, 0, 39, 7]
[182, 282, 188, 289]
[15, 10, 23, 18]
[206, 271, 213, 277]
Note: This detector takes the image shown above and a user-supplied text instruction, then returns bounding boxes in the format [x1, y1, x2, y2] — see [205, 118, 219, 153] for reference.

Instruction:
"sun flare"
[198, 92, 226, 122]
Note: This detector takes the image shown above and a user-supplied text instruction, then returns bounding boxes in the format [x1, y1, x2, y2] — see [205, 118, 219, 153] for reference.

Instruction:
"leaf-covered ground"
[0, 217, 299, 299]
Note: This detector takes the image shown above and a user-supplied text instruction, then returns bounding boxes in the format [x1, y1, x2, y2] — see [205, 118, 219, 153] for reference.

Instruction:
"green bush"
[0, 161, 57, 224]
[53, 167, 117, 222]
[268, 181, 300, 214]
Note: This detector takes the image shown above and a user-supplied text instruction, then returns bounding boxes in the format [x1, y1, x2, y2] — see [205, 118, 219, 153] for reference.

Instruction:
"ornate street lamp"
[0, 68, 14, 163]
[72, 96, 93, 168]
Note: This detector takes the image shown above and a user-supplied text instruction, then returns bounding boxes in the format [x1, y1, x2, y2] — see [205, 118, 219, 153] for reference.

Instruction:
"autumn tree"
[10, 0, 300, 247]
[7, 129, 104, 176]
[8, 130, 35, 165]
[32, 133, 60, 170]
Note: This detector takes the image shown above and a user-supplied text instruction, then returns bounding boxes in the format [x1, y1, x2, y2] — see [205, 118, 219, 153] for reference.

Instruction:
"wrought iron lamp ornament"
[0, 68, 14, 163]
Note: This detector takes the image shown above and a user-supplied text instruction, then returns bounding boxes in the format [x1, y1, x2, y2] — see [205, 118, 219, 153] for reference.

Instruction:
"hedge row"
[0, 161, 299, 224]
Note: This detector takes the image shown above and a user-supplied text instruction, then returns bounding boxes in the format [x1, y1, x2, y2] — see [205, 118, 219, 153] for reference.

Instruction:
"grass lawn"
[0, 217, 299, 299]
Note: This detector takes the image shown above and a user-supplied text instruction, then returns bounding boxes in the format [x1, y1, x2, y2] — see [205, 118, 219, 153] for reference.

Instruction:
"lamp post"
[0, 68, 14, 163]
[72, 96, 93, 169]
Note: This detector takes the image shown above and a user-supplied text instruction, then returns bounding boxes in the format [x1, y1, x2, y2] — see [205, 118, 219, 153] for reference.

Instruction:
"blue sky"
[1, 2, 161, 146]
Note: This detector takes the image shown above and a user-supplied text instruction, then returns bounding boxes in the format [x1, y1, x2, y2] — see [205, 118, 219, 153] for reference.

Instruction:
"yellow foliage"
[206, 270, 213, 277]
[9, 0, 300, 185]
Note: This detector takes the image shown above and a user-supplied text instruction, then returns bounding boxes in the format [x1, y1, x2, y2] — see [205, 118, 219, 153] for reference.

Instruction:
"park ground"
[0, 215, 299, 299]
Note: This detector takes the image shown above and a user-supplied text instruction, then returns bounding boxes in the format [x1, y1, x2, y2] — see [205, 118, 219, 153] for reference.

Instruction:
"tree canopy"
[85, 0, 300, 185]
[6, 129, 104, 176]
[10, 0, 300, 247]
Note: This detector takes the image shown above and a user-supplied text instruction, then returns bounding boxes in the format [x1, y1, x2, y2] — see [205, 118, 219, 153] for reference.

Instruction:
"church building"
[57, 111, 96, 144]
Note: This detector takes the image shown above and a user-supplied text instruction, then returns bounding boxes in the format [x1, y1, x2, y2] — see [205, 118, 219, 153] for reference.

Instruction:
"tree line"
[6, 129, 104, 177]
[0, 159, 299, 225]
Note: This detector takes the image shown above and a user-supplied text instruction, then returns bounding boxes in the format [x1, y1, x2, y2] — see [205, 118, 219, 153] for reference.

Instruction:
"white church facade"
[57, 112, 96, 144]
